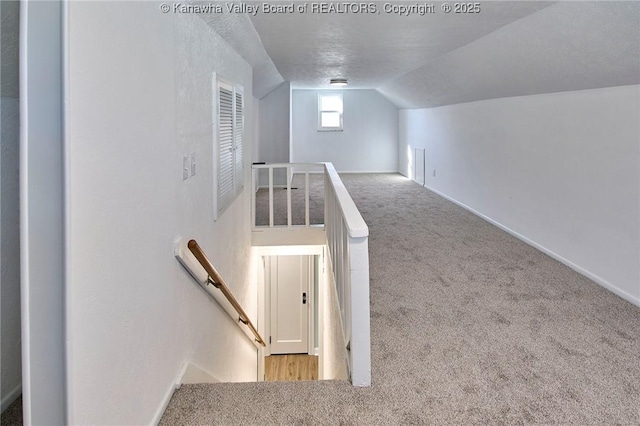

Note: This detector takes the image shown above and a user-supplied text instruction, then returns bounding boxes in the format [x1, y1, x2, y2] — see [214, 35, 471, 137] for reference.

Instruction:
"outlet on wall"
[433, 169, 436, 177]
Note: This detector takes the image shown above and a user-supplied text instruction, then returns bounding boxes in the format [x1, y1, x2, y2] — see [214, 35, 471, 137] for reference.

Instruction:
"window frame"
[317, 92, 344, 132]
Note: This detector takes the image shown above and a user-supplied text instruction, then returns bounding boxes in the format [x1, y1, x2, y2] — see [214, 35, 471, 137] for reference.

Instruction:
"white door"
[270, 255, 311, 354]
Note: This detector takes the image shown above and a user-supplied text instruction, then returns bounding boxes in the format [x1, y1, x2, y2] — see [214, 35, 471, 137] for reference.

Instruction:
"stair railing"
[187, 239, 266, 347]
[251, 162, 325, 229]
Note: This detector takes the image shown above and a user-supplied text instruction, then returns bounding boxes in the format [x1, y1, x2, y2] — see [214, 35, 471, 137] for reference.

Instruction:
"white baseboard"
[256, 184, 289, 190]
[180, 363, 220, 385]
[1, 384, 22, 413]
[150, 368, 181, 426]
[424, 184, 640, 309]
[150, 362, 222, 425]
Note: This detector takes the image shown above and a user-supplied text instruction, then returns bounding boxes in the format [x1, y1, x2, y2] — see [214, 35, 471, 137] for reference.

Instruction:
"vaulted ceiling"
[201, 1, 640, 108]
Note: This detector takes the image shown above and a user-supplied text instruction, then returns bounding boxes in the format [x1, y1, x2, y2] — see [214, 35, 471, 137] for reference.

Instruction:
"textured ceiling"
[249, 1, 554, 90]
[379, 1, 640, 108]
[206, 1, 640, 107]
[196, 5, 284, 98]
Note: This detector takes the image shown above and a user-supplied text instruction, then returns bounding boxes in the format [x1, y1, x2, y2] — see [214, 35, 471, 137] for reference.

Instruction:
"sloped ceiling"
[249, 1, 554, 91]
[379, 1, 640, 108]
[204, 1, 640, 108]
[197, 9, 285, 98]
[251, 1, 640, 108]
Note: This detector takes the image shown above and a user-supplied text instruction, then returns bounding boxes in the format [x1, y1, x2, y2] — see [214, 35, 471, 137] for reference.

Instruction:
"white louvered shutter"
[234, 90, 244, 189]
[218, 84, 235, 214]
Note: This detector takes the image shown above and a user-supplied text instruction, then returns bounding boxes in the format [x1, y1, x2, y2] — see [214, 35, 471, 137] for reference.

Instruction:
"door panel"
[270, 255, 310, 354]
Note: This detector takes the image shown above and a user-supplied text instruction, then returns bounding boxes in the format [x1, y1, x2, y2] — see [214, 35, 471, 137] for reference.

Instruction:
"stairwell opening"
[255, 247, 349, 383]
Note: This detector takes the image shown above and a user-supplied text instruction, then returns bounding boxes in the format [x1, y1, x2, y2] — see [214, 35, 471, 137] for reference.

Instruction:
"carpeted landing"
[161, 173, 640, 425]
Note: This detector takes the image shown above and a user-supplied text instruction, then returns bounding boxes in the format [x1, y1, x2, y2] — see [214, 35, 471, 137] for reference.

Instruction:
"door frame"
[255, 245, 324, 381]
[267, 255, 312, 354]
[20, 1, 68, 423]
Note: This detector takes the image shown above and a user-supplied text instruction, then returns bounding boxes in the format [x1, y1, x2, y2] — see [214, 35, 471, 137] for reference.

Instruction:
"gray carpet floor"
[161, 173, 640, 425]
[0, 397, 22, 426]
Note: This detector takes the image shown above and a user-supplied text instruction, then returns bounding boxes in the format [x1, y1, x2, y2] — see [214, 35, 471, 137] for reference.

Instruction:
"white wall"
[258, 82, 290, 164]
[252, 97, 260, 163]
[1, 0, 22, 411]
[257, 82, 290, 185]
[321, 252, 348, 381]
[399, 85, 640, 305]
[292, 90, 398, 172]
[66, 3, 257, 424]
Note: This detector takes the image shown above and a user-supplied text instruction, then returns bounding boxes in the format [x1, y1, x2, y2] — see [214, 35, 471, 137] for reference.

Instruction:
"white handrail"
[323, 163, 368, 238]
[323, 163, 371, 386]
[252, 162, 323, 170]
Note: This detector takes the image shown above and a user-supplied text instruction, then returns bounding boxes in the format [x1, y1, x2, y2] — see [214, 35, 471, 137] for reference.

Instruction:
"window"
[318, 93, 343, 131]
[214, 77, 244, 219]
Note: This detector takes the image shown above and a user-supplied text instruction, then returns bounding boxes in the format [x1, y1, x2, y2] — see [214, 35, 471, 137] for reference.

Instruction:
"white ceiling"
[197, 8, 285, 98]
[379, 1, 640, 108]
[203, 1, 640, 108]
[249, 1, 553, 90]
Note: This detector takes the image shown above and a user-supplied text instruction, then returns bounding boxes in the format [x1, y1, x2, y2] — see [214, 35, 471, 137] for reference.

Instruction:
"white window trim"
[212, 73, 245, 220]
[318, 92, 344, 132]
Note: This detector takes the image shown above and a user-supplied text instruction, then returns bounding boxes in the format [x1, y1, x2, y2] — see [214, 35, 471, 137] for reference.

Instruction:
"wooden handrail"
[188, 239, 266, 347]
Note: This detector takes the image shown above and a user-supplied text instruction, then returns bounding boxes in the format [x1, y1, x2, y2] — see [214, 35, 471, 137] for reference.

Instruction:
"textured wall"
[292, 89, 398, 172]
[0, 0, 22, 412]
[399, 85, 640, 305]
[66, 3, 256, 424]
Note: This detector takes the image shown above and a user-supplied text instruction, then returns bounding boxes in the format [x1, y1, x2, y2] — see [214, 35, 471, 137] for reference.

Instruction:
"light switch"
[190, 153, 196, 177]
[183, 155, 189, 180]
